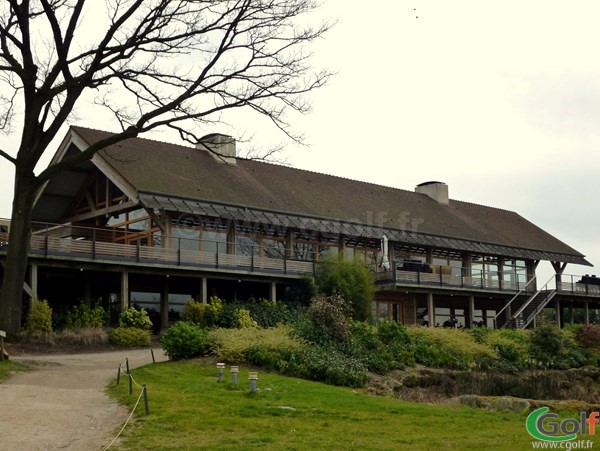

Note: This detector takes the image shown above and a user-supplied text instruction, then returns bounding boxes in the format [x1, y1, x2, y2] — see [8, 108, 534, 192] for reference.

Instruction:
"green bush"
[304, 293, 351, 344]
[180, 299, 207, 325]
[216, 299, 300, 329]
[161, 322, 210, 360]
[64, 304, 107, 329]
[26, 299, 53, 333]
[407, 326, 496, 370]
[288, 346, 369, 388]
[205, 296, 223, 326]
[529, 319, 586, 369]
[209, 325, 305, 362]
[109, 327, 151, 347]
[234, 308, 258, 329]
[468, 326, 492, 344]
[314, 254, 374, 321]
[345, 321, 395, 374]
[119, 307, 153, 330]
[376, 321, 415, 368]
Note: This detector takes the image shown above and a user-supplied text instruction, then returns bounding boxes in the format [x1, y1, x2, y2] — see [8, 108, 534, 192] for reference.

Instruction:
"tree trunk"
[0, 174, 36, 336]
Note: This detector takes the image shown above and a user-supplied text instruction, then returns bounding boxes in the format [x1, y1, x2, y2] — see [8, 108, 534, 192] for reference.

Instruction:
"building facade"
[0, 126, 597, 330]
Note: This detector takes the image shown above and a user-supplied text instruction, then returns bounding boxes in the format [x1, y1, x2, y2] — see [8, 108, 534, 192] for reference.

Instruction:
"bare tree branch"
[0, 0, 334, 333]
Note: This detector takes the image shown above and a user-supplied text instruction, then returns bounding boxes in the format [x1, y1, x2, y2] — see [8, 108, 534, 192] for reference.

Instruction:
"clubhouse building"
[0, 126, 597, 330]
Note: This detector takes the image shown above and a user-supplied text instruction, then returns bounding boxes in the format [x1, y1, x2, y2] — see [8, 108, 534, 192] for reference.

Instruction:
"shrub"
[180, 299, 208, 325]
[345, 321, 395, 374]
[209, 325, 305, 362]
[304, 293, 351, 344]
[575, 324, 600, 350]
[407, 326, 496, 370]
[119, 307, 153, 330]
[234, 308, 258, 329]
[314, 254, 374, 321]
[64, 304, 107, 329]
[109, 327, 151, 347]
[485, 333, 528, 371]
[288, 346, 369, 388]
[26, 299, 53, 333]
[529, 319, 586, 369]
[468, 326, 492, 344]
[161, 322, 210, 360]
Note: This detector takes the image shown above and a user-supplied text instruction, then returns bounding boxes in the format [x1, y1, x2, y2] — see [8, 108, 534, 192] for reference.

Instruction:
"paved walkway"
[0, 349, 167, 450]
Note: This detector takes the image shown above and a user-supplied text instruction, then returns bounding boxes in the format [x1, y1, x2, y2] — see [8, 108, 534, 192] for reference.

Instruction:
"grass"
[107, 359, 598, 450]
[0, 359, 26, 382]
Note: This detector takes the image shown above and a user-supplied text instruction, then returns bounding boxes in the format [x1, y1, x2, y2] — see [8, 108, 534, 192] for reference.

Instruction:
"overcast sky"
[0, 1, 598, 281]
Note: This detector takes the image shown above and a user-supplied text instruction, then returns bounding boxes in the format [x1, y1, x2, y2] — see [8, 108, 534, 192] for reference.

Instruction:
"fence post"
[117, 364, 121, 384]
[151, 348, 155, 364]
[129, 373, 133, 395]
[143, 385, 149, 415]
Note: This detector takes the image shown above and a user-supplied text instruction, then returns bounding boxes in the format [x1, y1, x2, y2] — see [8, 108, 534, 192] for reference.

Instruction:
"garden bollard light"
[249, 371, 258, 392]
[217, 363, 226, 383]
[231, 366, 239, 384]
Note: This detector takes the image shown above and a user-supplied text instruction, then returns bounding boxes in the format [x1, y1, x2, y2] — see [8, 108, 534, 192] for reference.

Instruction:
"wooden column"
[555, 299, 561, 328]
[551, 262, 567, 289]
[468, 295, 475, 329]
[120, 271, 129, 312]
[270, 282, 277, 303]
[427, 293, 435, 327]
[584, 301, 590, 325]
[30, 263, 38, 307]
[160, 277, 169, 332]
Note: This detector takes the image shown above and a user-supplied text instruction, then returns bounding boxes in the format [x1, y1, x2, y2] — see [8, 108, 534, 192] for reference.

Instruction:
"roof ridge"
[71, 125, 195, 152]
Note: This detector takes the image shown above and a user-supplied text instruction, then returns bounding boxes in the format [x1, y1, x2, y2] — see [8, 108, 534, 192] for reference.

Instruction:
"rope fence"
[103, 350, 156, 450]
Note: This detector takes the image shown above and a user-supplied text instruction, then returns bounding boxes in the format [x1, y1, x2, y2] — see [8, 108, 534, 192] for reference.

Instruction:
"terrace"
[1, 219, 597, 299]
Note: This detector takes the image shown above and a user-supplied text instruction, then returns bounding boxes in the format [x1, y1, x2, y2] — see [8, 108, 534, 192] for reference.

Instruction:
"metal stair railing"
[515, 289, 557, 329]
[506, 274, 556, 329]
[493, 274, 537, 329]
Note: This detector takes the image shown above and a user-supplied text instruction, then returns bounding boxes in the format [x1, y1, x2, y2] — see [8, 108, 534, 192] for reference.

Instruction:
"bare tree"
[0, 0, 332, 334]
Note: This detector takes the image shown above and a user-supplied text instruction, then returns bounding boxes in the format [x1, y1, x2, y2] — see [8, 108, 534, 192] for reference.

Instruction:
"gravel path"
[0, 349, 168, 451]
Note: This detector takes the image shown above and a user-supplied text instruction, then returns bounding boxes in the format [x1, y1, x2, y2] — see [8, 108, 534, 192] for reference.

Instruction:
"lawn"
[107, 359, 596, 450]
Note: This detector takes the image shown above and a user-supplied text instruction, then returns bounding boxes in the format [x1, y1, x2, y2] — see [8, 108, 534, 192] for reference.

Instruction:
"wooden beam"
[65, 200, 137, 223]
[146, 208, 166, 234]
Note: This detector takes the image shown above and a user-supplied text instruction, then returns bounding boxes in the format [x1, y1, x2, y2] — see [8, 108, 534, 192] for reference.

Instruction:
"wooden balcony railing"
[0, 221, 315, 276]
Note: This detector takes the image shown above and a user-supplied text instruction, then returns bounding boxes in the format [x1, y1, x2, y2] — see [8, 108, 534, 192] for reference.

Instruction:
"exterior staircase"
[494, 275, 557, 329]
[503, 289, 557, 329]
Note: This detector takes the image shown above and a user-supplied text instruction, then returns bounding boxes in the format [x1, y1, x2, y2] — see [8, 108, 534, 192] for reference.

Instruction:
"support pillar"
[160, 277, 169, 332]
[555, 299, 561, 328]
[427, 293, 434, 327]
[30, 263, 38, 307]
[585, 301, 590, 325]
[568, 302, 574, 325]
[270, 282, 277, 303]
[468, 295, 475, 329]
[120, 271, 129, 312]
[201, 277, 208, 304]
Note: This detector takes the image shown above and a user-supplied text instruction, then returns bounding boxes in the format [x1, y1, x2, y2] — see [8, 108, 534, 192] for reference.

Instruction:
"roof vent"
[197, 133, 236, 165]
[415, 181, 449, 205]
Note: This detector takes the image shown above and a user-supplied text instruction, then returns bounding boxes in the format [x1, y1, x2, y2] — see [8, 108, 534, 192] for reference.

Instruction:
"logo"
[526, 407, 599, 442]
